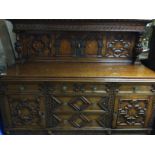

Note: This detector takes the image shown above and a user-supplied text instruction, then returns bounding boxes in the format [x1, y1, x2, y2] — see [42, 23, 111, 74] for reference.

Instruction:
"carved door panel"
[46, 95, 112, 129]
[113, 95, 153, 128]
[5, 94, 45, 128]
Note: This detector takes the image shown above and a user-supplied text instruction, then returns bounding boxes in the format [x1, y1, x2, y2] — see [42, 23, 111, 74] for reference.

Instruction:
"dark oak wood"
[1, 19, 155, 135]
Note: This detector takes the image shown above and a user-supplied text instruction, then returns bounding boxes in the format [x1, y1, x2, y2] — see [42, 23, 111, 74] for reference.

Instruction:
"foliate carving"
[106, 39, 130, 58]
[106, 33, 133, 58]
[16, 34, 52, 59]
[68, 96, 91, 111]
[8, 97, 42, 127]
[117, 99, 148, 126]
[68, 114, 91, 128]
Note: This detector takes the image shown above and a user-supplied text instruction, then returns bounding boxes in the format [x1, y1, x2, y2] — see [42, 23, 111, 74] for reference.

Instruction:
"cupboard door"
[113, 95, 153, 128]
[5, 94, 45, 128]
[45, 95, 112, 129]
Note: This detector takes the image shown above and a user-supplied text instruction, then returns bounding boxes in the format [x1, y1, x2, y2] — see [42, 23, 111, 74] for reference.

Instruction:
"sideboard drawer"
[7, 83, 40, 93]
[40, 82, 107, 95]
[118, 84, 153, 94]
[6, 82, 107, 94]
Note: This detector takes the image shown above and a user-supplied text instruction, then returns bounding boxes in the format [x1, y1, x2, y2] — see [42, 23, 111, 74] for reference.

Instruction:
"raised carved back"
[10, 19, 150, 63]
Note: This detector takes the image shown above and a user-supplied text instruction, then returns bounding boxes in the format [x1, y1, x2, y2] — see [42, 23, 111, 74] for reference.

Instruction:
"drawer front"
[4, 94, 46, 129]
[113, 94, 153, 128]
[6, 82, 107, 94]
[118, 84, 153, 94]
[7, 83, 40, 93]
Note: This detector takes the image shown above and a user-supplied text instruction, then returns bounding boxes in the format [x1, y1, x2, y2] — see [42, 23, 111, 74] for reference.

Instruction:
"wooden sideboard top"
[2, 62, 155, 82]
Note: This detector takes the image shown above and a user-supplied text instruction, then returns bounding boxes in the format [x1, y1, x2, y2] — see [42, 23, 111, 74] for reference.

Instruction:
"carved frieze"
[15, 31, 136, 62]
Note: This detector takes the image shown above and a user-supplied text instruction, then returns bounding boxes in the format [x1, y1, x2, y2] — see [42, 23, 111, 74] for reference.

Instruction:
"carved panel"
[15, 31, 138, 62]
[16, 34, 53, 59]
[84, 33, 103, 57]
[106, 32, 135, 58]
[85, 40, 98, 55]
[60, 39, 72, 55]
[55, 33, 73, 56]
[7, 95, 45, 128]
[115, 97, 152, 127]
